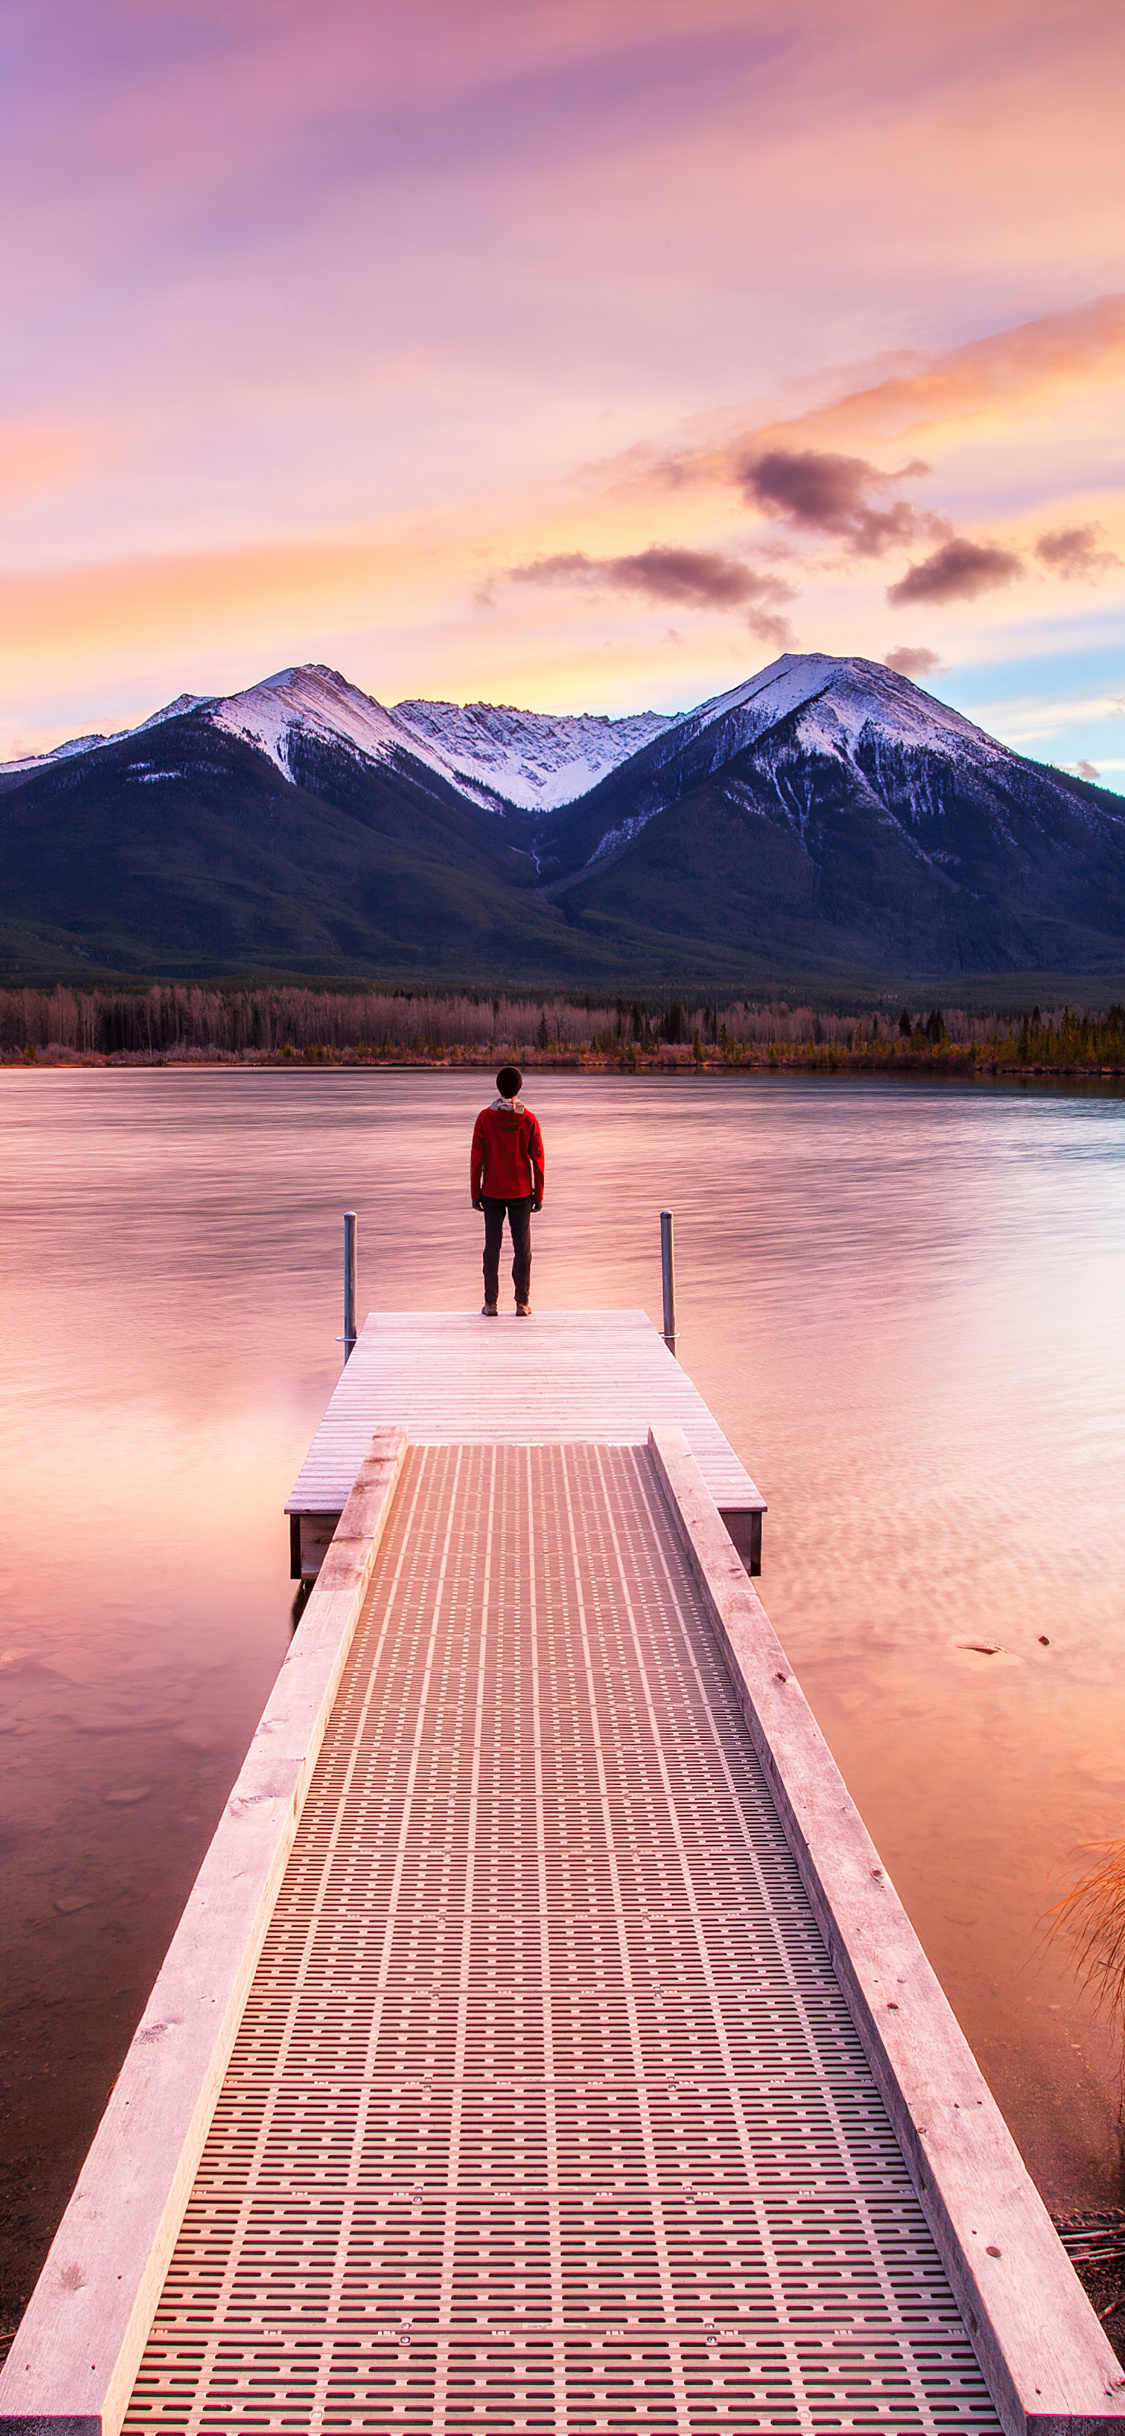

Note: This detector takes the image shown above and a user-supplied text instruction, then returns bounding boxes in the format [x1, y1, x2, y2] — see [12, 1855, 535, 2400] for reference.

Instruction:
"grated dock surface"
[124, 1445, 1000, 2433]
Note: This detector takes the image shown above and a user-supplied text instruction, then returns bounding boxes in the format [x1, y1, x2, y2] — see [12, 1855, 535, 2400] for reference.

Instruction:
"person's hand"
[532, 1199, 543, 1213]
[472, 1199, 483, 1211]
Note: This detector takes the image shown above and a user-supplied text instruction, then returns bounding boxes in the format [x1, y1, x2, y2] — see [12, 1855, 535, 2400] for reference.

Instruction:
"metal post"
[343, 1211, 357, 1362]
[660, 1207, 678, 1357]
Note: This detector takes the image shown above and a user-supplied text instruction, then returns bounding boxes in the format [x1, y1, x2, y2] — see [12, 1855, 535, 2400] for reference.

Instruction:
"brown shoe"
[481, 1300, 498, 1317]
[516, 1301, 532, 1317]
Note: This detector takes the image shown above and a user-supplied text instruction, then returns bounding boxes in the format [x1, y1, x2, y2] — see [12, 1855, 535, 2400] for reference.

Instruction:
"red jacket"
[471, 1101, 545, 1203]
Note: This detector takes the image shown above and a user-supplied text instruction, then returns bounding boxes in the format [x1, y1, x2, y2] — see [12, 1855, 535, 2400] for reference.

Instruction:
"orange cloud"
[656, 295, 1125, 489]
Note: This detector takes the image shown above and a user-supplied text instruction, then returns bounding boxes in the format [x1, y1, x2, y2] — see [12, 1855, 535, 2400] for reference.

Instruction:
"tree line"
[0, 984, 1122, 1070]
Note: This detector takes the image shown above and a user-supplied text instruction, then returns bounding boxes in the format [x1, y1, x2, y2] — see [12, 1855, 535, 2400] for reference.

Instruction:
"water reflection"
[1, 1067, 1123, 2331]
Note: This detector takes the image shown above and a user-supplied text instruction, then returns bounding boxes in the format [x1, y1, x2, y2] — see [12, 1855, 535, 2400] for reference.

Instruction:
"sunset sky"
[3, 0, 1124, 785]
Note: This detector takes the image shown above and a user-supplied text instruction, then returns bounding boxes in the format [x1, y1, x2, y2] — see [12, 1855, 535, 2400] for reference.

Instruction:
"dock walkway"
[1, 1320, 1121, 2435]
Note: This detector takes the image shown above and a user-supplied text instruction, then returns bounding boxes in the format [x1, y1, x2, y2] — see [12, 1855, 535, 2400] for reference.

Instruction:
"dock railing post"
[660, 1207, 678, 1357]
[343, 1211, 357, 1362]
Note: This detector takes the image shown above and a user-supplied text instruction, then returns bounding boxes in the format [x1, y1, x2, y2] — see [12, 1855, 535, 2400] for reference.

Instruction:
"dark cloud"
[1034, 523, 1120, 581]
[887, 537, 1021, 605]
[508, 545, 793, 642]
[1076, 758, 1101, 782]
[737, 448, 928, 557]
[512, 545, 760, 606]
[884, 646, 940, 677]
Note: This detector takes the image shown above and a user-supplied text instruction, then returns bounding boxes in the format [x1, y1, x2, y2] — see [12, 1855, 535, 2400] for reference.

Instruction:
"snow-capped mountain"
[1, 652, 1121, 986]
[532, 652, 1125, 981]
[2, 666, 671, 814]
[392, 698, 672, 811]
[542, 651, 1011, 874]
[1, 694, 210, 776]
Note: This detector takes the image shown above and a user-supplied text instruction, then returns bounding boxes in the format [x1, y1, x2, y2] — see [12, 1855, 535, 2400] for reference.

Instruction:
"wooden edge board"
[646, 1423, 1125, 2436]
[0, 1428, 409, 2436]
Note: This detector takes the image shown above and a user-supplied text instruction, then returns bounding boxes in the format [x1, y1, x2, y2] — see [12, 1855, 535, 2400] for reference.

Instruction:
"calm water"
[2, 1067, 1124, 2329]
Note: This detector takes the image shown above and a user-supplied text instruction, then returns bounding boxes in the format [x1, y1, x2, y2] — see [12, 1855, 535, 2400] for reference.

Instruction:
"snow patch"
[393, 698, 674, 811]
[685, 652, 1003, 764]
[208, 666, 503, 805]
[134, 694, 211, 733]
[581, 812, 658, 868]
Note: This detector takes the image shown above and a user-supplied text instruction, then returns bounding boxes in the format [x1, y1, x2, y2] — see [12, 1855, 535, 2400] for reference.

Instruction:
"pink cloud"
[884, 645, 940, 676]
[1034, 524, 1120, 581]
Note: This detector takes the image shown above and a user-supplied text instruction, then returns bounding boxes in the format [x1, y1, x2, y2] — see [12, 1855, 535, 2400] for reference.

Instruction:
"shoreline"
[2, 1046, 1123, 1079]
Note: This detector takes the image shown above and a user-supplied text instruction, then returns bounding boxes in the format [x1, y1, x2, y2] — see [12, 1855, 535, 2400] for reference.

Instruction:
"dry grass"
[1051, 1841, 1125, 2026]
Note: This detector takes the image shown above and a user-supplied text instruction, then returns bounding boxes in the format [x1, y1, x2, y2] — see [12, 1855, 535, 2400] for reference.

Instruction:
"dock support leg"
[660, 1208, 678, 1357]
[720, 1508, 763, 1576]
[343, 1210, 357, 1363]
[291, 1514, 344, 1580]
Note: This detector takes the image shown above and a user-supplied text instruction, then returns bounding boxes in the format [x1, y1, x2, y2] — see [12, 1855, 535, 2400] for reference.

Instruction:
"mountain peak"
[686, 651, 996, 758]
[209, 664, 430, 786]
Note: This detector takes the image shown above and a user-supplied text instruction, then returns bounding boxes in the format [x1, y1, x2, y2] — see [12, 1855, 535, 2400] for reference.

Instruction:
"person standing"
[470, 1066, 545, 1317]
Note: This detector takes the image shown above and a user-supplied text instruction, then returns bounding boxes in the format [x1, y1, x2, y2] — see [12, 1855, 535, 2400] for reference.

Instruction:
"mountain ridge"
[2, 665, 671, 816]
[1, 654, 1122, 989]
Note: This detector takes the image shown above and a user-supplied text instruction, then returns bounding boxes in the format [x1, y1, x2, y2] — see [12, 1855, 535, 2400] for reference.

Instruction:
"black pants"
[481, 1195, 532, 1304]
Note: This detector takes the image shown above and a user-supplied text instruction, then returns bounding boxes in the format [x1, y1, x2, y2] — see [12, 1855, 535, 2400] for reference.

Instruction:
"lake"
[1, 1065, 1123, 2334]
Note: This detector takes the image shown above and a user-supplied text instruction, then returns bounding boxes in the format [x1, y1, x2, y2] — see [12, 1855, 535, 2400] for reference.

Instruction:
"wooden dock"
[1, 1315, 1122, 2436]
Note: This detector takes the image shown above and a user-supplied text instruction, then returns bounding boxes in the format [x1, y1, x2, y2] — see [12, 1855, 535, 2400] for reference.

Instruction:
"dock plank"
[288, 1309, 764, 1523]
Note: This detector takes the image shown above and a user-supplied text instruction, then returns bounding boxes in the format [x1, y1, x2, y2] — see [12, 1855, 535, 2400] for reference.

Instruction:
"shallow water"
[1, 1067, 1123, 2329]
